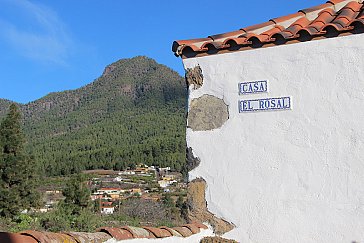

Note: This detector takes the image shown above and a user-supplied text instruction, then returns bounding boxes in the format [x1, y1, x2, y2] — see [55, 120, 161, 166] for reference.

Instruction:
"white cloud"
[0, 0, 72, 65]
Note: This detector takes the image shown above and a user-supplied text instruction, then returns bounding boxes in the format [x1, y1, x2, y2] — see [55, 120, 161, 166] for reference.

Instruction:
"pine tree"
[62, 173, 91, 215]
[0, 104, 40, 218]
[162, 193, 174, 208]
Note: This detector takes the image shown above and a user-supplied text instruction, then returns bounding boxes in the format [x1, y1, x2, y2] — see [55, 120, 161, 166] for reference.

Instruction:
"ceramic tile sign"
[239, 80, 268, 95]
[239, 97, 291, 113]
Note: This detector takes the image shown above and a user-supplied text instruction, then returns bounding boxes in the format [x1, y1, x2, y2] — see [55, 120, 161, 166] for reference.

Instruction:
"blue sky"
[0, 0, 323, 103]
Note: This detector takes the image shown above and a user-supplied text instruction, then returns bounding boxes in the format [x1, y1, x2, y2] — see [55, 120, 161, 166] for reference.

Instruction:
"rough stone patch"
[200, 236, 238, 243]
[187, 178, 234, 235]
[188, 95, 229, 131]
[185, 65, 203, 89]
[186, 147, 201, 172]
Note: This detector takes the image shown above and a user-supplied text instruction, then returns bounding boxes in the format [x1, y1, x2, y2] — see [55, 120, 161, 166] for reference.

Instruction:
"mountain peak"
[0, 56, 187, 176]
[102, 56, 157, 78]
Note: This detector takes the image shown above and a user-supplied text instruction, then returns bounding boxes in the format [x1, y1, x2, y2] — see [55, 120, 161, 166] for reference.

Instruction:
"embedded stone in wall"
[185, 65, 203, 89]
[200, 236, 238, 243]
[186, 147, 201, 172]
[187, 178, 234, 235]
[188, 95, 229, 131]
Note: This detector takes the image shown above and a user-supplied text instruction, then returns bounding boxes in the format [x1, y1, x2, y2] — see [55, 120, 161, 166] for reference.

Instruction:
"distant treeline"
[0, 56, 187, 176]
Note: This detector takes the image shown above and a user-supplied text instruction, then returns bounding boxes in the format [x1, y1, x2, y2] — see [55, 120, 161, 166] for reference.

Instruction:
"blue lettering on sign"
[239, 97, 292, 113]
[239, 80, 268, 95]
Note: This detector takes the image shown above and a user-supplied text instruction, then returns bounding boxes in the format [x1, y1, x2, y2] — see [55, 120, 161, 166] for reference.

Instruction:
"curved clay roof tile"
[222, 37, 249, 46]
[296, 27, 318, 38]
[318, 7, 337, 16]
[20, 231, 77, 243]
[341, 1, 362, 11]
[183, 224, 201, 234]
[159, 226, 183, 237]
[172, 226, 193, 237]
[172, 0, 364, 57]
[349, 6, 364, 26]
[261, 25, 285, 36]
[97, 227, 134, 240]
[172, 38, 210, 52]
[324, 2, 362, 30]
[313, 8, 337, 25]
[209, 30, 246, 41]
[120, 226, 152, 238]
[355, 7, 364, 19]
[300, 3, 333, 14]
[270, 12, 305, 24]
[142, 227, 172, 238]
[306, 9, 336, 32]
[271, 31, 294, 40]
[247, 25, 284, 43]
[326, 0, 354, 5]
[307, 22, 327, 32]
[63, 232, 112, 243]
[277, 18, 311, 38]
[338, 7, 361, 20]
[242, 20, 275, 33]
[349, 18, 364, 27]
[191, 222, 209, 230]
[200, 41, 228, 51]
[177, 44, 208, 56]
[322, 22, 344, 31]
[1, 223, 209, 242]
[0, 232, 37, 243]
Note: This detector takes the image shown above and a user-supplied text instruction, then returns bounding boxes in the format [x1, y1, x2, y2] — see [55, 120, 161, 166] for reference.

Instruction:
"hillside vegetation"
[0, 56, 187, 176]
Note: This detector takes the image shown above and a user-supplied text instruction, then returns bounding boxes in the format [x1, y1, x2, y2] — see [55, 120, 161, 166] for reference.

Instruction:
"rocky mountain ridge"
[0, 56, 187, 176]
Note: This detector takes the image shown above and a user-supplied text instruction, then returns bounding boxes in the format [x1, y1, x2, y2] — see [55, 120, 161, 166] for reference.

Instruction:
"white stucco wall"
[182, 33, 364, 243]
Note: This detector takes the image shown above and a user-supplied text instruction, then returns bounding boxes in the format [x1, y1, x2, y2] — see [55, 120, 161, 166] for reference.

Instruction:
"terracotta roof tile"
[1, 222, 209, 242]
[301, 8, 337, 35]
[182, 224, 201, 234]
[143, 227, 173, 238]
[0, 232, 37, 243]
[121, 226, 153, 238]
[172, 226, 194, 237]
[273, 17, 311, 39]
[349, 10, 364, 26]
[98, 227, 134, 240]
[192, 222, 209, 230]
[330, 0, 358, 11]
[209, 30, 246, 41]
[242, 20, 276, 34]
[159, 226, 183, 236]
[200, 41, 227, 51]
[63, 232, 112, 243]
[256, 25, 285, 42]
[270, 12, 305, 25]
[173, 0, 364, 57]
[323, 1, 362, 30]
[328, 0, 350, 4]
[20, 230, 77, 243]
[300, 3, 334, 14]
[222, 37, 248, 46]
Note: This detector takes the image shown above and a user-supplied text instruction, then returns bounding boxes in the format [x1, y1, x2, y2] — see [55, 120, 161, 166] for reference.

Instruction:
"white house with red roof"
[173, 0, 364, 242]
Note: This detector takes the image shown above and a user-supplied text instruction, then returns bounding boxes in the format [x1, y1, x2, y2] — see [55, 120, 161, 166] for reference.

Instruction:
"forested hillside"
[0, 56, 187, 176]
[0, 99, 16, 117]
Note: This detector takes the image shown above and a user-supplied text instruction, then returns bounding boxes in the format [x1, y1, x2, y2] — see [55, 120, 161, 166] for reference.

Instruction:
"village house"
[134, 165, 149, 174]
[173, 0, 364, 242]
[91, 187, 124, 201]
[157, 174, 178, 188]
[100, 205, 115, 214]
[129, 188, 142, 196]
[118, 170, 135, 175]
